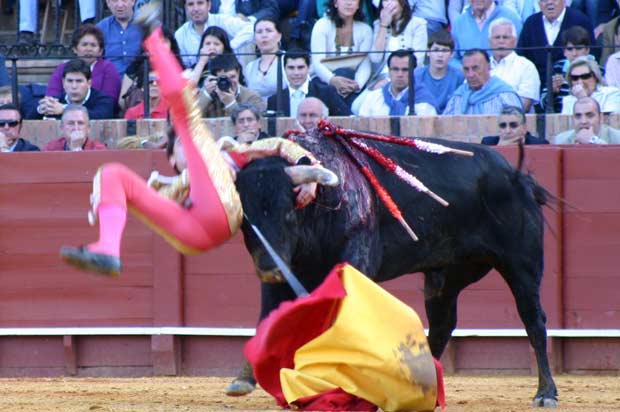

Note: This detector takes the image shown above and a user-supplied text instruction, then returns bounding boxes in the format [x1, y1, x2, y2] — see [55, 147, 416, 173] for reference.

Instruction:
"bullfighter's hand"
[293, 182, 317, 208]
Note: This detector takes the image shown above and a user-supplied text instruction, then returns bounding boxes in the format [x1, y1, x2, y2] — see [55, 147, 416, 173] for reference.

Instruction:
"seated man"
[359, 50, 437, 117]
[97, 0, 143, 77]
[209, 0, 279, 22]
[554, 96, 620, 144]
[489, 18, 540, 112]
[175, 0, 254, 67]
[414, 30, 464, 114]
[451, 0, 522, 59]
[32, 59, 117, 120]
[198, 54, 263, 118]
[517, 0, 593, 85]
[0, 103, 39, 152]
[296, 97, 328, 132]
[231, 103, 267, 143]
[267, 49, 351, 117]
[443, 49, 522, 115]
[481, 105, 549, 145]
[44, 105, 107, 151]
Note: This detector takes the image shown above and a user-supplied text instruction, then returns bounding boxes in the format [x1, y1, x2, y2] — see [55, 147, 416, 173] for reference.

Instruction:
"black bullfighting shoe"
[134, 0, 162, 36]
[60, 246, 121, 277]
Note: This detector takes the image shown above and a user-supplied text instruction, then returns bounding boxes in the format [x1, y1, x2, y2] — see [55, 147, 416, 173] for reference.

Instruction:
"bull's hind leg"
[423, 263, 491, 359]
[499, 260, 558, 407]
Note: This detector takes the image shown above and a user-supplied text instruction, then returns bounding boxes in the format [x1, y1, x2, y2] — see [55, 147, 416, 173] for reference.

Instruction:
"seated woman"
[310, 0, 373, 106]
[46, 24, 121, 101]
[561, 56, 620, 115]
[540, 25, 602, 113]
[244, 17, 284, 101]
[60, 4, 338, 277]
[189, 26, 233, 89]
[123, 68, 169, 119]
[369, 0, 427, 89]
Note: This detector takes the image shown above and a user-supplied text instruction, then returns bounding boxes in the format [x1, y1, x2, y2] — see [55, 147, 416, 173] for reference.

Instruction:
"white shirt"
[561, 86, 620, 114]
[217, 0, 236, 16]
[358, 86, 437, 117]
[491, 51, 541, 102]
[542, 7, 566, 45]
[288, 77, 310, 117]
[175, 14, 254, 67]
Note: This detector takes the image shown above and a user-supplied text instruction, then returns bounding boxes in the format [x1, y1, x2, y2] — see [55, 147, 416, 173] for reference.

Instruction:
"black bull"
[232, 131, 558, 407]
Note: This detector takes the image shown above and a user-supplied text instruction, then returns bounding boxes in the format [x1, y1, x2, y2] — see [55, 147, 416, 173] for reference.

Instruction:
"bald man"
[296, 97, 328, 132]
[554, 96, 620, 144]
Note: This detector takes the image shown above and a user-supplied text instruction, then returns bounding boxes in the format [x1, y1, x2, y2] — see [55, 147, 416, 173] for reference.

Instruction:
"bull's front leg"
[226, 282, 297, 396]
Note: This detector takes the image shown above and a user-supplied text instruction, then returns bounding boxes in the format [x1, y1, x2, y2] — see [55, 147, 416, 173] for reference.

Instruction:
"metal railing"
[3, 42, 618, 125]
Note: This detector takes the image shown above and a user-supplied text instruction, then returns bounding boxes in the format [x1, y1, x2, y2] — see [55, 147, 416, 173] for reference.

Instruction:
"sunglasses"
[570, 72, 593, 81]
[0, 120, 19, 128]
[498, 121, 520, 129]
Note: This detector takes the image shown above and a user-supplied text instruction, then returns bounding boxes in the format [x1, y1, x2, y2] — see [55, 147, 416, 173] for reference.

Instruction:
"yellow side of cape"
[280, 264, 438, 412]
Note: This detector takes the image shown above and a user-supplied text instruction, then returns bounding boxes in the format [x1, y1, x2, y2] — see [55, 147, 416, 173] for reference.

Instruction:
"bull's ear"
[284, 165, 339, 187]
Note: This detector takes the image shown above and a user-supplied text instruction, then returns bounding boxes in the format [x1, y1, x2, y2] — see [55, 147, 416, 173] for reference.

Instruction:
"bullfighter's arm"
[228, 137, 320, 167]
[147, 169, 191, 206]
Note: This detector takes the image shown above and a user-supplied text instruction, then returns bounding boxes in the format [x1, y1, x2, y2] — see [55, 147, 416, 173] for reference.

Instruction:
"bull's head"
[235, 157, 338, 283]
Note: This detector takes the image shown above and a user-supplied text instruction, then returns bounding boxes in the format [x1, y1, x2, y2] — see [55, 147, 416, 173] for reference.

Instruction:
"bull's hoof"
[225, 379, 256, 397]
[532, 396, 558, 408]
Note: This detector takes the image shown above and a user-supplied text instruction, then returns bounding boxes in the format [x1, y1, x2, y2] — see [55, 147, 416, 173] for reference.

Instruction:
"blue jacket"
[452, 3, 522, 59]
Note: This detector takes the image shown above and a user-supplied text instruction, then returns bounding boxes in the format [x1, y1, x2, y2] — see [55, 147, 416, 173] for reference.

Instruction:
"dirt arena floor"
[0, 374, 617, 412]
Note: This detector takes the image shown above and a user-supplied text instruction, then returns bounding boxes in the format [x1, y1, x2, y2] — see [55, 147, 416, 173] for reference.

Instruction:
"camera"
[216, 76, 232, 92]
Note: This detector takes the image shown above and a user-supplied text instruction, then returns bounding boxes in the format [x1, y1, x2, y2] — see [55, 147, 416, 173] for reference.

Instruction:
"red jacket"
[43, 137, 107, 151]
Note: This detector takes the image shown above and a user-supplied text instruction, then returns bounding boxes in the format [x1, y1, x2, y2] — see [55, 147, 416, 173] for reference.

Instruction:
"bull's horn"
[284, 165, 339, 187]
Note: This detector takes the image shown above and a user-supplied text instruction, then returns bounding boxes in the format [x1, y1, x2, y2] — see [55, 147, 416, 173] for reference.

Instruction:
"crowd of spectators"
[2, 0, 620, 151]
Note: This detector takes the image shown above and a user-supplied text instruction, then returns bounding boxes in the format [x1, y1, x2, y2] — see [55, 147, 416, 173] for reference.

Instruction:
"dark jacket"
[481, 132, 549, 146]
[26, 87, 117, 120]
[517, 7, 594, 83]
[267, 78, 352, 117]
[0, 54, 10, 87]
[11, 137, 40, 151]
[210, 0, 279, 20]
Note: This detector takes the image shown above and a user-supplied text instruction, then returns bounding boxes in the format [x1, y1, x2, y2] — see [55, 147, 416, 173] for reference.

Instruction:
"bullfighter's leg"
[423, 263, 491, 359]
[499, 259, 558, 407]
[61, 21, 234, 276]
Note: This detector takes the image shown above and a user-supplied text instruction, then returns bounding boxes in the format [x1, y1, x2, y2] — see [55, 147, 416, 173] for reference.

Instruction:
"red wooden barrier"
[0, 148, 618, 376]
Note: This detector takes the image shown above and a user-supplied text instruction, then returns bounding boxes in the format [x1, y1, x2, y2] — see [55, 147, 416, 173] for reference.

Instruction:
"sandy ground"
[0, 375, 617, 412]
